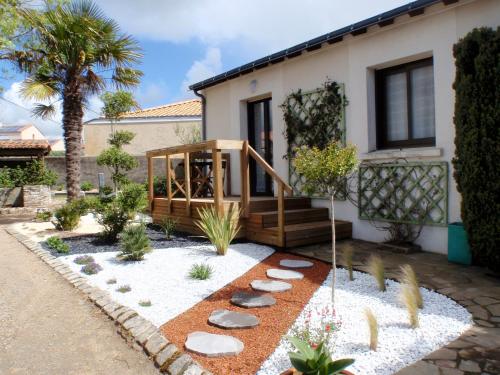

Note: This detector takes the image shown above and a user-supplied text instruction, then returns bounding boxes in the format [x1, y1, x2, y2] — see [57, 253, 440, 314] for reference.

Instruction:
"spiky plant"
[364, 308, 378, 351]
[195, 205, 240, 255]
[118, 224, 151, 261]
[342, 244, 354, 281]
[139, 300, 152, 307]
[116, 284, 131, 293]
[160, 217, 177, 240]
[400, 264, 423, 309]
[400, 284, 419, 328]
[188, 263, 214, 280]
[74, 255, 95, 265]
[367, 255, 386, 292]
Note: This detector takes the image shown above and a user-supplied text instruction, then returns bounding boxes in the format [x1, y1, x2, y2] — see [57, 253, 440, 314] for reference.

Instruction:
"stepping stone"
[208, 309, 259, 329]
[231, 291, 276, 308]
[267, 268, 304, 280]
[279, 259, 314, 268]
[251, 279, 292, 293]
[185, 331, 244, 357]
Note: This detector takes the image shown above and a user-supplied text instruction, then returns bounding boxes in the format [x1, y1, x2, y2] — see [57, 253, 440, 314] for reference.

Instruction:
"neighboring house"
[190, 0, 499, 254]
[48, 139, 65, 152]
[83, 99, 202, 156]
[0, 124, 45, 140]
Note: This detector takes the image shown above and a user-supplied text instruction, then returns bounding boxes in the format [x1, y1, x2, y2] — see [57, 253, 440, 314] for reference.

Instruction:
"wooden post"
[225, 154, 232, 197]
[278, 182, 285, 247]
[166, 154, 172, 214]
[184, 152, 191, 216]
[212, 148, 224, 216]
[147, 156, 154, 212]
[240, 141, 250, 217]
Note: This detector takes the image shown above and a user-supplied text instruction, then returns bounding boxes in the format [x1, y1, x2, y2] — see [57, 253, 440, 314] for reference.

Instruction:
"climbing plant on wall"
[281, 80, 347, 198]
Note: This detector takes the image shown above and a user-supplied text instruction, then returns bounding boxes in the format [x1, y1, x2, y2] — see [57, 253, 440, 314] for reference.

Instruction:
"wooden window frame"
[375, 57, 435, 149]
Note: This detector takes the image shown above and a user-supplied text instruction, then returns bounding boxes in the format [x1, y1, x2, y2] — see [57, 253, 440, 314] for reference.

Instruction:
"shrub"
[46, 236, 70, 253]
[118, 224, 151, 261]
[35, 210, 52, 222]
[52, 197, 91, 231]
[400, 284, 419, 328]
[116, 284, 131, 293]
[116, 183, 147, 216]
[74, 255, 95, 265]
[188, 263, 213, 280]
[139, 300, 152, 307]
[195, 205, 240, 255]
[367, 255, 386, 292]
[160, 217, 177, 240]
[452, 27, 500, 272]
[400, 264, 423, 309]
[106, 277, 117, 284]
[81, 262, 102, 275]
[0, 160, 58, 188]
[286, 337, 354, 375]
[342, 244, 354, 281]
[364, 308, 378, 351]
[80, 181, 94, 191]
[94, 200, 129, 242]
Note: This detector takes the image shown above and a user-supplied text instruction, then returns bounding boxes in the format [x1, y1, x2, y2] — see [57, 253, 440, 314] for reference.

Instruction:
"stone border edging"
[4, 226, 211, 375]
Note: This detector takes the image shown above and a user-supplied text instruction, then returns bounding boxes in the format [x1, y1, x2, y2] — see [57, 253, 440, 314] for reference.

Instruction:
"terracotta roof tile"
[124, 99, 201, 118]
[0, 139, 51, 150]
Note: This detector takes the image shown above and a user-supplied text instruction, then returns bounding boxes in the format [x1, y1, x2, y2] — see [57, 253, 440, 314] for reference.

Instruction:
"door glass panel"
[411, 65, 435, 139]
[385, 72, 408, 141]
[252, 102, 266, 194]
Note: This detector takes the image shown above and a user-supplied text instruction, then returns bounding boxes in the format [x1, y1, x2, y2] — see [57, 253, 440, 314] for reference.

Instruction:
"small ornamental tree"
[294, 142, 358, 305]
[452, 27, 500, 271]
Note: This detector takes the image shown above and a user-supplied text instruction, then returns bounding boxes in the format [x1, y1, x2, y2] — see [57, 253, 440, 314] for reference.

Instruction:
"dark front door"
[248, 98, 273, 196]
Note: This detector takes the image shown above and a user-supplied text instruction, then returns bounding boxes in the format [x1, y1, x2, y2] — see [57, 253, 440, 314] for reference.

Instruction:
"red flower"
[311, 343, 318, 349]
[325, 324, 331, 332]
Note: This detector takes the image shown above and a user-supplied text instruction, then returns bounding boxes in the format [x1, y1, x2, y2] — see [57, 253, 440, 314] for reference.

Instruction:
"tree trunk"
[62, 83, 84, 201]
[331, 192, 336, 307]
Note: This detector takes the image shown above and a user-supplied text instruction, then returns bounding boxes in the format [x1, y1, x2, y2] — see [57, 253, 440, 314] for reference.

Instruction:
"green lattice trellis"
[358, 161, 448, 226]
[285, 85, 347, 199]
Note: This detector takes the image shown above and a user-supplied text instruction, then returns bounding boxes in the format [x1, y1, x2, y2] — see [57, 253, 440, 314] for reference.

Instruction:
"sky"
[0, 0, 409, 138]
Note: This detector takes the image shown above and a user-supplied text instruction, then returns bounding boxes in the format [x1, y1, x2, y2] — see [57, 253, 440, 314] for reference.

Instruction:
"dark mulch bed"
[42, 224, 210, 257]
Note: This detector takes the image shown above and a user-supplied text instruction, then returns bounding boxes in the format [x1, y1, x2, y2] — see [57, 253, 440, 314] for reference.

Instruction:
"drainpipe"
[194, 89, 207, 141]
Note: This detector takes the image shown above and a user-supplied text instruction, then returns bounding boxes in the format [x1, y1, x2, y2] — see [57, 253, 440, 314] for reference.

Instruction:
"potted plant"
[281, 337, 354, 375]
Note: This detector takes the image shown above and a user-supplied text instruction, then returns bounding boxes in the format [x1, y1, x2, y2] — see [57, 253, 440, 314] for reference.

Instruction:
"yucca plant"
[286, 336, 354, 375]
[367, 255, 386, 292]
[400, 284, 419, 328]
[400, 264, 423, 309]
[118, 224, 151, 261]
[195, 205, 240, 255]
[342, 244, 354, 281]
[364, 308, 378, 351]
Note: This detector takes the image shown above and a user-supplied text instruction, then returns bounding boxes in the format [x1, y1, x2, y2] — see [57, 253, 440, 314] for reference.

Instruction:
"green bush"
[159, 217, 177, 240]
[35, 210, 52, 222]
[195, 205, 240, 255]
[0, 160, 58, 188]
[95, 200, 130, 242]
[52, 197, 92, 231]
[46, 236, 70, 254]
[116, 183, 147, 216]
[74, 255, 95, 265]
[188, 263, 213, 280]
[118, 224, 151, 261]
[81, 181, 94, 191]
[452, 27, 500, 271]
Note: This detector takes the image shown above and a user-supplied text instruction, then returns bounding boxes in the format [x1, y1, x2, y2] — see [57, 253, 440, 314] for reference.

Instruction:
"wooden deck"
[147, 140, 352, 248]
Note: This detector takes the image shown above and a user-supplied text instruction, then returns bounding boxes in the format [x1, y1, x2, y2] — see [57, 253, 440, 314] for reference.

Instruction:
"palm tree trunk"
[331, 192, 336, 307]
[62, 85, 84, 201]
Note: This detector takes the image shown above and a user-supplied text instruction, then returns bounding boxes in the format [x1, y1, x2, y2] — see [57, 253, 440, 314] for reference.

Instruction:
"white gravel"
[257, 268, 472, 375]
[59, 243, 274, 327]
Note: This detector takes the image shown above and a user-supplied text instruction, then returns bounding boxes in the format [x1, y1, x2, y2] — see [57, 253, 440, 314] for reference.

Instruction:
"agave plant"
[195, 205, 240, 255]
[287, 337, 354, 375]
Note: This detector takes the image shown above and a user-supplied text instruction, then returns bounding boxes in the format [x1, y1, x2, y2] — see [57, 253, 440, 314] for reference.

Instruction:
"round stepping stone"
[185, 331, 244, 357]
[251, 279, 292, 292]
[267, 268, 304, 280]
[231, 291, 276, 308]
[279, 259, 314, 268]
[208, 309, 259, 329]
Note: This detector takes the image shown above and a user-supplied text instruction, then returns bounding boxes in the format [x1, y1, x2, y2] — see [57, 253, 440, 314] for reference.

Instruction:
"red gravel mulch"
[160, 252, 331, 375]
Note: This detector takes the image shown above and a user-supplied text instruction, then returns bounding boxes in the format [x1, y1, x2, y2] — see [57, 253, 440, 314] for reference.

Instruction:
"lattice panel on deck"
[286, 87, 346, 199]
[358, 161, 448, 226]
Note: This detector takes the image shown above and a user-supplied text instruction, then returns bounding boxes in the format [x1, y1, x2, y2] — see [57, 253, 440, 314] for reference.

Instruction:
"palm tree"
[11, 0, 142, 200]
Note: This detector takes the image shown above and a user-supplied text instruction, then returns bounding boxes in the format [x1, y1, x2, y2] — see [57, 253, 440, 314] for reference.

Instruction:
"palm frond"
[112, 67, 143, 89]
[32, 103, 57, 119]
[20, 78, 58, 101]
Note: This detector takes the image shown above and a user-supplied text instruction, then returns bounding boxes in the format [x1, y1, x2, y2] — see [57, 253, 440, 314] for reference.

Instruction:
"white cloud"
[99, 0, 408, 54]
[135, 82, 169, 108]
[0, 81, 102, 137]
[180, 47, 222, 96]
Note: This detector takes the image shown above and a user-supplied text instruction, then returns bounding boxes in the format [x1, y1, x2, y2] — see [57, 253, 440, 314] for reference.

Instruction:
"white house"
[189, 0, 500, 254]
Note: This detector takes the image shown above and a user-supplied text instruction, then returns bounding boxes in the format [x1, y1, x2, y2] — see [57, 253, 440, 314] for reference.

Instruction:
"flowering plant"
[290, 304, 341, 349]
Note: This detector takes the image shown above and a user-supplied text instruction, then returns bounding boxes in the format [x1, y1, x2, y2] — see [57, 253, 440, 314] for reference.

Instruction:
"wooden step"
[248, 197, 311, 213]
[248, 208, 329, 228]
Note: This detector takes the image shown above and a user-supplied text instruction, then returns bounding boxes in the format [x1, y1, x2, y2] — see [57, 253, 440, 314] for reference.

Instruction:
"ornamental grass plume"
[367, 255, 386, 292]
[364, 308, 378, 351]
[342, 244, 354, 281]
[400, 284, 419, 328]
[400, 264, 423, 309]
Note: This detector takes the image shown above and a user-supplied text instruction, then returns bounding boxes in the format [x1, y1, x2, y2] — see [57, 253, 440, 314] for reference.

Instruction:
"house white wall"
[202, 0, 500, 254]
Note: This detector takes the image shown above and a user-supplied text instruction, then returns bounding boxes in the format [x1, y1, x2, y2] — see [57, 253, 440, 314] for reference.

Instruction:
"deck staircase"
[245, 197, 352, 248]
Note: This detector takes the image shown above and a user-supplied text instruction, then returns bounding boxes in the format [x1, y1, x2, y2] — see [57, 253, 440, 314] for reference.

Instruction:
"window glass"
[386, 72, 408, 141]
[411, 65, 435, 139]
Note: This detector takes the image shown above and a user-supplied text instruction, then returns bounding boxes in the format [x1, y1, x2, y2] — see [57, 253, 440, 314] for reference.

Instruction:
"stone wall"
[0, 187, 22, 207]
[46, 156, 167, 188]
[22, 185, 52, 208]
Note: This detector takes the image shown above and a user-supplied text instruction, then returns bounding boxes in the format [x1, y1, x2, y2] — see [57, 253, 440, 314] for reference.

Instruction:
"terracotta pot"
[280, 369, 354, 375]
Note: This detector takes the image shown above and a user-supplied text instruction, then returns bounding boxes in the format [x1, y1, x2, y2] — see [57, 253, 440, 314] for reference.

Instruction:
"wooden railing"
[146, 139, 293, 246]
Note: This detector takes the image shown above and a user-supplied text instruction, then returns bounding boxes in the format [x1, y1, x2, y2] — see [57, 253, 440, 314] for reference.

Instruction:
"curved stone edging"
[4, 226, 212, 375]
